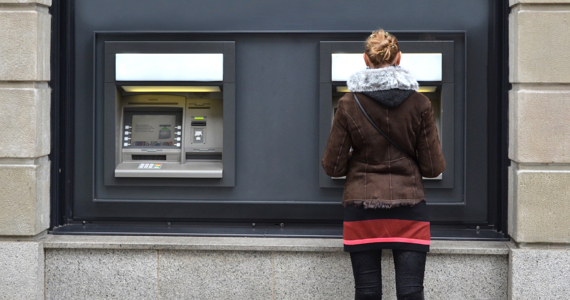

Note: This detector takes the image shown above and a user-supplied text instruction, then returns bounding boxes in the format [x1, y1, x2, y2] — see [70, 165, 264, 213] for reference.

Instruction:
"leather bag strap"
[353, 93, 419, 166]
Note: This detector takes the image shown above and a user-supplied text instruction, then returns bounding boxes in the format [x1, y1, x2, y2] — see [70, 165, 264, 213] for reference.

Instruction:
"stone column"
[0, 1, 51, 299]
[508, 0, 570, 298]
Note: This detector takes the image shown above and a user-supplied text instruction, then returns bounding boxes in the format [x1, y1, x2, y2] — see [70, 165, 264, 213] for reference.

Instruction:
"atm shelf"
[50, 223, 508, 240]
[115, 161, 223, 178]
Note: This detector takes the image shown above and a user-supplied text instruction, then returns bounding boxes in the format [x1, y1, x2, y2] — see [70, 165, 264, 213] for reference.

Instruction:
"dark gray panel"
[103, 53, 114, 82]
[74, 0, 490, 33]
[72, 0, 491, 224]
[223, 43, 236, 83]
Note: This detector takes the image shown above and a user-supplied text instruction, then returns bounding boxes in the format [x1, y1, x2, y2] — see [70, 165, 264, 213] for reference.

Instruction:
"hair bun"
[365, 29, 399, 66]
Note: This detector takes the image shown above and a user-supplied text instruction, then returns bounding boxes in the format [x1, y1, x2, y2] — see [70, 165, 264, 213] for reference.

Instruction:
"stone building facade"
[0, 0, 569, 299]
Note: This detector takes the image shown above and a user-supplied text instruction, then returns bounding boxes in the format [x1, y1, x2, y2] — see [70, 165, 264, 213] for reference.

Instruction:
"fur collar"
[347, 66, 419, 92]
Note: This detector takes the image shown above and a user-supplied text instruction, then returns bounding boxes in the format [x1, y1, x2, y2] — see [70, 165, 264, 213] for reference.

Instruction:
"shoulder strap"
[353, 93, 419, 166]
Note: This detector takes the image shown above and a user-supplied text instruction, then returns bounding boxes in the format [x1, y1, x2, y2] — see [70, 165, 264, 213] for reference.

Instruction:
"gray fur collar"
[347, 66, 419, 92]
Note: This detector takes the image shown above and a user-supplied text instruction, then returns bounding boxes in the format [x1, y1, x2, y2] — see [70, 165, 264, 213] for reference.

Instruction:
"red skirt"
[343, 201, 431, 252]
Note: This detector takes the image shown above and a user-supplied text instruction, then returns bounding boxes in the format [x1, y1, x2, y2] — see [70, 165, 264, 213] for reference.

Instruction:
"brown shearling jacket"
[321, 90, 445, 209]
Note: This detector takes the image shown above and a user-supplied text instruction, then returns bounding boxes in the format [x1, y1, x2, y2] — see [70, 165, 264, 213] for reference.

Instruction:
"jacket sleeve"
[321, 100, 352, 177]
[415, 104, 446, 178]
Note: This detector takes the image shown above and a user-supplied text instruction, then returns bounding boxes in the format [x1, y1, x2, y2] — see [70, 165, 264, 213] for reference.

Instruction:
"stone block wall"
[0, 1, 51, 236]
[0, 0, 51, 298]
[0, 0, 569, 298]
[508, 0, 570, 298]
[509, 0, 570, 243]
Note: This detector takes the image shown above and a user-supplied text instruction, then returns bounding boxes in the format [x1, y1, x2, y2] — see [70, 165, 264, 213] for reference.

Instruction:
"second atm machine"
[319, 40, 456, 189]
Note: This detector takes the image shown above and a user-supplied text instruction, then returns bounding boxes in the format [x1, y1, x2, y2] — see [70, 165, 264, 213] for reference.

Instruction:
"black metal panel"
[49, 0, 509, 235]
[486, 0, 511, 235]
[77, 201, 344, 222]
[50, 0, 76, 227]
[49, 0, 63, 228]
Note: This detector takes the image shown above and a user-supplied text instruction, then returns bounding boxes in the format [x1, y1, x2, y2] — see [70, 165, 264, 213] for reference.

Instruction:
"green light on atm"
[195, 117, 204, 119]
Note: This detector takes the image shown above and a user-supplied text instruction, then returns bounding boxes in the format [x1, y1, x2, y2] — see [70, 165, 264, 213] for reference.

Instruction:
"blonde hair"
[365, 29, 400, 66]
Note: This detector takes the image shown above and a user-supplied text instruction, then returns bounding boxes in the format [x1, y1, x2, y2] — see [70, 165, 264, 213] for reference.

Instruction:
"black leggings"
[349, 249, 426, 300]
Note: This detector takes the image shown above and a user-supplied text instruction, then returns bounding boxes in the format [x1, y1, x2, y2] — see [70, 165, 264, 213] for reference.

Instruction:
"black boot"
[396, 290, 424, 300]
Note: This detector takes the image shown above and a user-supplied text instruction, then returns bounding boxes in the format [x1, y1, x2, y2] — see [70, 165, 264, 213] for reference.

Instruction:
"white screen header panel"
[399, 53, 442, 82]
[331, 53, 442, 82]
[116, 53, 224, 81]
[331, 54, 365, 82]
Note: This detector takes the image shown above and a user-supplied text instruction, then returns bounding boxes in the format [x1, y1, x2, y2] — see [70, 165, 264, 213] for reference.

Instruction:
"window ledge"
[41, 234, 512, 255]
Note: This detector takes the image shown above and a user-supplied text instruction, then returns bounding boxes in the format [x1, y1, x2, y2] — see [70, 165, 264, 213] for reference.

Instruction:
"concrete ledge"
[0, 1, 51, 5]
[43, 236, 510, 300]
[0, 241, 44, 300]
[509, 247, 570, 299]
[511, 0, 570, 5]
[42, 235, 511, 255]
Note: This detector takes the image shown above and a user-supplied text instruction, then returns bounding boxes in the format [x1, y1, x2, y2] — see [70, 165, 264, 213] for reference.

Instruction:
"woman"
[322, 30, 445, 300]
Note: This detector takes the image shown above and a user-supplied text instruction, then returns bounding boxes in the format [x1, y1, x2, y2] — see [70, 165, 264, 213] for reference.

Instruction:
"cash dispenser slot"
[132, 155, 167, 160]
[186, 153, 223, 160]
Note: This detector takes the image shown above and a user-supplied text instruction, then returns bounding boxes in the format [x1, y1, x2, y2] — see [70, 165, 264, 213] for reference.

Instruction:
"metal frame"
[486, 0, 511, 234]
[49, 0, 510, 239]
[49, 0, 75, 227]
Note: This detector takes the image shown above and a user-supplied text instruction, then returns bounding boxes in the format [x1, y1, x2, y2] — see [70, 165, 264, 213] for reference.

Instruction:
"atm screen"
[131, 114, 176, 147]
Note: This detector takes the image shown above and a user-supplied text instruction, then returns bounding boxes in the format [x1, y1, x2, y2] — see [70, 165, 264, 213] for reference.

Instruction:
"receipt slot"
[102, 41, 235, 184]
[320, 40, 457, 189]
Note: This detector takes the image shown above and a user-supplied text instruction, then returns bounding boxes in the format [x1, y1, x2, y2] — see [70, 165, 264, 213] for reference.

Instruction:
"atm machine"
[330, 53, 443, 150]
[114, 93, 224, 178]
[320, 40, 455, 188]
[104, 48, 230, 179]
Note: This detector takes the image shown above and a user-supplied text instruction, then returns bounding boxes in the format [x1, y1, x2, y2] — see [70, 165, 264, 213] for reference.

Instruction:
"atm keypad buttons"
[123, 126, 132, 148]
